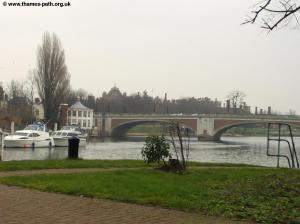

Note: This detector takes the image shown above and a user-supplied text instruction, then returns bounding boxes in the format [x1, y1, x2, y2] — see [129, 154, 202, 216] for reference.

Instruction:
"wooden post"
[0, 130, 3, 161]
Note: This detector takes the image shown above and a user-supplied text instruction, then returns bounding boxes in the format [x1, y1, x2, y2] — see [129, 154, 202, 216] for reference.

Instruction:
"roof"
[69, 101, 92, 110]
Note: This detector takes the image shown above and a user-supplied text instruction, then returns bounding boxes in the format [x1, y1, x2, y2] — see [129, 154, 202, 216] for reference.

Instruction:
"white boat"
[51, 125, 87, 147]
[4, 123, 55, 148]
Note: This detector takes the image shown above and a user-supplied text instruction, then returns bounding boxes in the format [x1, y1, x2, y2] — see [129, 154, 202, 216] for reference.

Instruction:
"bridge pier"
[196, 118, 215, 140]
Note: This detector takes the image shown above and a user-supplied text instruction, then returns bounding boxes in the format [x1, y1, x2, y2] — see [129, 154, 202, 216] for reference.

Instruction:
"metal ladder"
[267, 122, 299, 168]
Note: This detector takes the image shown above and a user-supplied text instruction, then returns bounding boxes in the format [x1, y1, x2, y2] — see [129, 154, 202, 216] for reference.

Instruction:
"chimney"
[267, 106, 271, 115]
[226, 100, 230, 113]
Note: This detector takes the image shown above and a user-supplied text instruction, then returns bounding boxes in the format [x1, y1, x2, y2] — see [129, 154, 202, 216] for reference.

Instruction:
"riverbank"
[0, 159, 255, 171]
[0, 160, 299, 223]
[224, 126, 300, 137]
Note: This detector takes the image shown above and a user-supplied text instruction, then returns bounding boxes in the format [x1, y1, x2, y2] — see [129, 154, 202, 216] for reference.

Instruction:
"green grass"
[0, 159, 258, 171]
[0, 160, 150, 171]
[1, 167, 299, 223]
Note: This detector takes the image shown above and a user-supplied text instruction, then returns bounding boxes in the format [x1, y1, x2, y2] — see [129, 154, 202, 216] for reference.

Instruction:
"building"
[68, 100, 94, 130]
[32, 98, 44, 121]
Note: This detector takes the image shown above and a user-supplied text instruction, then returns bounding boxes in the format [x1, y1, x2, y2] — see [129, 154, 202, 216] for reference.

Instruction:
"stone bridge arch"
[111, 119, 196, 137]
[212, 120, 300, 141]
[213, 121, 267, 141]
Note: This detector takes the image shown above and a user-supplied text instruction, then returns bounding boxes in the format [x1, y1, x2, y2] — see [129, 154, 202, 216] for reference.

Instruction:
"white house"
[68, 100, 93, 130]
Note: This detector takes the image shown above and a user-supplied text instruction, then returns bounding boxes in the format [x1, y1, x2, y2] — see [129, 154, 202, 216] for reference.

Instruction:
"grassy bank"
[225, 126, 300, 137]
[0, 159, 259, 171]
[1, 167, 299, 223]
[0, 160, 151, 171]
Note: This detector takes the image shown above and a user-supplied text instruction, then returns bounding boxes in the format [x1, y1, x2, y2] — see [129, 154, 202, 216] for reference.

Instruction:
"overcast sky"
[0, 0, 299, 114]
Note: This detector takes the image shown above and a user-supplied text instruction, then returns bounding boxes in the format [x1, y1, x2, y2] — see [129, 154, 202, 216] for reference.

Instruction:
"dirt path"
[0, 168, 250, 224]
[0, 167, 142, 177]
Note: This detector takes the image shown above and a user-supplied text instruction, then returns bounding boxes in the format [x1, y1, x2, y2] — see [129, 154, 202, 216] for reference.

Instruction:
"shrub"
[141, 135, 170, 165]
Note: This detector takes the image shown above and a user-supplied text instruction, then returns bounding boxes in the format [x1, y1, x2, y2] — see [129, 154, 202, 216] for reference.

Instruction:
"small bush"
[141, 135, 170, 165]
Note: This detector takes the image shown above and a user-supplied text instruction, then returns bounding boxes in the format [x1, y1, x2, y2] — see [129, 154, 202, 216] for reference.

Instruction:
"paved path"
[0, 169, 249, 224]
[0, 167, 141, 177]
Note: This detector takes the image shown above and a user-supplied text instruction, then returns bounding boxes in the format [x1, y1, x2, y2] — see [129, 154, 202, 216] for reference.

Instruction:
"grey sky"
[0, 0, 299, 114]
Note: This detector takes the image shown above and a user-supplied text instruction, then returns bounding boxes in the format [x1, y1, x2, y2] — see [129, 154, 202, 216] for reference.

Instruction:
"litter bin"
[68, 137, 80, 159]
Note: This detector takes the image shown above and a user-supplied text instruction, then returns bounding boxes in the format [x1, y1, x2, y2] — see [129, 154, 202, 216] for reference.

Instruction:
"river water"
[2, 136, 300, 168]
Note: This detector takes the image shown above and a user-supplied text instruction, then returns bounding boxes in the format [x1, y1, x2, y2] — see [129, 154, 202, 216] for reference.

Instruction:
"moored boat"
[51, 125, 87, 147]
[4, 123, 55, 148]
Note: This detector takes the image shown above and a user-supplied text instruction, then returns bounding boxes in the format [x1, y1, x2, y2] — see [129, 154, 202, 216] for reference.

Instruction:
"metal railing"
[267, 123, 299, 168]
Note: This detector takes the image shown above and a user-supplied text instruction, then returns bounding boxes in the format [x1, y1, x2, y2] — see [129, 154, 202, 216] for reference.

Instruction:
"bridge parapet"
[105, 113, 300, 121]
[94, 113, 300, 139]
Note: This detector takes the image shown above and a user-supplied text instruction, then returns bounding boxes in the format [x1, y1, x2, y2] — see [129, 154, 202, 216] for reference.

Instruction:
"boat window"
[15, 132, 29, 136]
[61, 132, 68, 136]
[29, 133, 40, 137]
[25, 124, 44, 131]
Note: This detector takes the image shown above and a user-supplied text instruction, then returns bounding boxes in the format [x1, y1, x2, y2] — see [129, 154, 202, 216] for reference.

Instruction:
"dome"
[107, 86, 122, 98]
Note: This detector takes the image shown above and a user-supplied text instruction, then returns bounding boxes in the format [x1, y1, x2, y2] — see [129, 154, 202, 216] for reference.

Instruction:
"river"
[1, 136, 300, 168]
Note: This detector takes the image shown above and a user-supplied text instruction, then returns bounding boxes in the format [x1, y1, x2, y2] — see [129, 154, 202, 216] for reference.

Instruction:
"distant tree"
[87, 95, 96, 110]
[0, 85, 4, 101]
[34, 32, 70, 124]
[227, 91, 246, 113]
[243, 0, 300, 31]
[75, 88, 88, 100]
[288, 109, 297, 116]
[26, 71, 35, 122]
[6, 79, 32, 124]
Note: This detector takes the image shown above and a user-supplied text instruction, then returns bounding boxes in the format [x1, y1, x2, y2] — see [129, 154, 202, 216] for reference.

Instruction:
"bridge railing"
[101, 113, 300, 120]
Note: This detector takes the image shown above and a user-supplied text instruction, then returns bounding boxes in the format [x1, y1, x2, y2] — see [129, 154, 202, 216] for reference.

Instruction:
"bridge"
[95, 114, 300, 140]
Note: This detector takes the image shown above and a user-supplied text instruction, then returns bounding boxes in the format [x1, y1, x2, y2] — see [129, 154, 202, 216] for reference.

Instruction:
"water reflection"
[2, 136, 300, 168]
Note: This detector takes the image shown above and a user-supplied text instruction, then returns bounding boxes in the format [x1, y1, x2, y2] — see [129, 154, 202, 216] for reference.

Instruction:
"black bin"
[68, 137, 80, 159]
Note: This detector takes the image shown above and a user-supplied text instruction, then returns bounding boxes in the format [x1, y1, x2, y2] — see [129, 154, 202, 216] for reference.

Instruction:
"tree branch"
[242, 0, 300, 31]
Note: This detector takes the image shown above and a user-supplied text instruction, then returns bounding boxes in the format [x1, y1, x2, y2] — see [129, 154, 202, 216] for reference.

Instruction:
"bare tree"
[227, 90, 246, 113]
[168, 122, 190, 172]
[5, 79, 32, 124]
[75, 88, 88, 100]
[34, 32, 70, 124]
[26, 71, 35, 122]
[243, 0, 300, 31]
